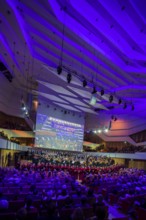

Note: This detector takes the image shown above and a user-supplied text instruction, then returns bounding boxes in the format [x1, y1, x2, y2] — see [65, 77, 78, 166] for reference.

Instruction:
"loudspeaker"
[0, 62, 7, 71]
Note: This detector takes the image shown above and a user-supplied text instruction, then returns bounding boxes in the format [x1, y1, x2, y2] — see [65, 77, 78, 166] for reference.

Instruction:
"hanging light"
[104, 128, 109, 133]
[21, 103, 26, 111]
[92, 86, 97, 94]
[109, 95, 113, 103]
[131, 105, 134, 111]
[67, 73, 72, 83]
[118, 98, 122, 104]
[57, 65, 62, 75]
[100, 89, 104, 96]
[83, 79, 87, 87]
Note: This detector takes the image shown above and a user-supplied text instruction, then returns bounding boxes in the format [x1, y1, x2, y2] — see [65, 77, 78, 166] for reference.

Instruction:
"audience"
[106, 144, 146, 153]
[71, 207, 85, 220]
[0, 150, 146, 220]
[0, 191, 9, 211]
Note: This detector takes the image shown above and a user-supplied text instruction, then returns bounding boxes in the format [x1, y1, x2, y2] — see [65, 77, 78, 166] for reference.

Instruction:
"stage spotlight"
[104, 128, 109, 133]
[25, 110, 28, 115]
[92, 86, 97, 94]
[109, 95, 113, 103]
[97, 129, 102, 133]
[123, 103, 127, 109]
[67, 73, 72, 83]
[57, 65, 62, 75]
[118, 98, 122, 104]
[83, 79, 87, 87]
[21, 103, 26, 111]
[132, 105, 134, 111]
[100, 89, 104, 96]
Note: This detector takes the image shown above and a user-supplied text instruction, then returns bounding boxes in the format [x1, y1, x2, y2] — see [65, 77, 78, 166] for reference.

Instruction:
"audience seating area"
[106, 145, 146, 153]
[0, 167, 108, 220]
[0, 165, 146, 219]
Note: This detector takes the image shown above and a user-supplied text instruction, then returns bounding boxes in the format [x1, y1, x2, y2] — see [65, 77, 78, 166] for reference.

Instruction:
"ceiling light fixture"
[109, 95, 113, 103]
[118, 98, 122, 104]
[83, 79, 87, 87]
[92, 86, 97, 94]
[100, 89, 104, 96]
[67, 73, 72, 83]
[57, 65, 62, 75]
[21, 103, 26, 111]
[104, 128, 109, 133]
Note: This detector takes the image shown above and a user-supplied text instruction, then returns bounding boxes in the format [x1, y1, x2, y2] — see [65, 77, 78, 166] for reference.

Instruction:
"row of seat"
[0, 211, 129, 220]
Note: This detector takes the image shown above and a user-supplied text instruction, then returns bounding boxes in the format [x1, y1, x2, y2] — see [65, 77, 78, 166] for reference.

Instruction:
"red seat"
[9, 200, 25, 211]
[118, 199, 131, 213]
[82, 207, 94, 219]
[60, 208, 74, 220]
[137, 207, 146, 220]
[109, 193, 117, 205]
[102, 188, 107, 199]
[27, 210, 38, 220]
[112, 217, 129, 220]
[88, 197, 96, 206]
[57, 199, 66, 209]
[33, 200, 41, 209]
[0, 212, 16, 220]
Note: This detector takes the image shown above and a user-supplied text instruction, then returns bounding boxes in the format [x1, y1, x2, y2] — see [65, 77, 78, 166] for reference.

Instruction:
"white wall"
[37, 102, 85, 125]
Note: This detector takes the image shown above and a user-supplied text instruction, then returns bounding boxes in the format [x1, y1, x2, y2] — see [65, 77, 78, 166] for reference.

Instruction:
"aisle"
[108, 204, 129, 219]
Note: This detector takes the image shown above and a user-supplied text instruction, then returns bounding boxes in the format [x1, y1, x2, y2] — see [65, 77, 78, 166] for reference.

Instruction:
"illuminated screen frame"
[35, 114, 84, 152]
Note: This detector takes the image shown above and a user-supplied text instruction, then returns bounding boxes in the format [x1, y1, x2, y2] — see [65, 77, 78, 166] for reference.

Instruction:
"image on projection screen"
[35, 114, 84, 151]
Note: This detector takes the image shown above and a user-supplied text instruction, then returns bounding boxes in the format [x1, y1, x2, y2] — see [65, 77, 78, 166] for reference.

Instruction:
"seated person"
[95, 205, 108, 220]
[93, 194, 106, 217]
[0, 192, 9, 211]
[17, 197, 38, 219]
[57, 189, 68, 200]
[87, 188, 95, 198]
[80, 195, 90, 207]
[71, 207, 85, 220]
[37, 201, 60, 220]
[63, 196, 73, 209]
[95, 194, 105, 206]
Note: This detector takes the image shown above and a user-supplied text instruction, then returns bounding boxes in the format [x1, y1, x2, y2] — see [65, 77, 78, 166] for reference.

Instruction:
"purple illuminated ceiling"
[0, 0, 146, 134]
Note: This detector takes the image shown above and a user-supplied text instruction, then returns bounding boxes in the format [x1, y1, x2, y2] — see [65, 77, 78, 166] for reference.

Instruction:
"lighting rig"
[56, 65, 134, 111]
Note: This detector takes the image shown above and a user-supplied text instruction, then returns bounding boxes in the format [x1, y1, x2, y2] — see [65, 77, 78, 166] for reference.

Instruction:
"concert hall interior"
[0, 1, 146, 220]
